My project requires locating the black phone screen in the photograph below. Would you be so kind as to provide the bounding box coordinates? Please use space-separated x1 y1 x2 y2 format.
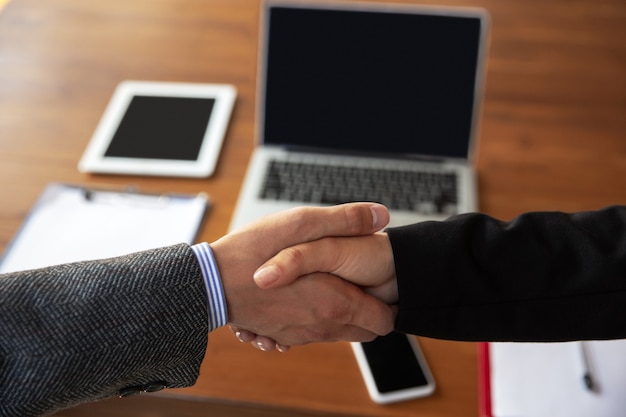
360 332 430 393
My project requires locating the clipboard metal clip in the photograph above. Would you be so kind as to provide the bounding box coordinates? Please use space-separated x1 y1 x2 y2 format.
81 185 173 209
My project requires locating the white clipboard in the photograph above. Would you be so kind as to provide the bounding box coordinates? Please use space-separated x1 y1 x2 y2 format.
0 183 209 273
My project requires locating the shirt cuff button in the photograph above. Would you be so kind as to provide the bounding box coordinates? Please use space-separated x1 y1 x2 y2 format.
118 386 142 398
145 381 168 392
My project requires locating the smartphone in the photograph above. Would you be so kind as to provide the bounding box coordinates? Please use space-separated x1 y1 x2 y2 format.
351 332 436 404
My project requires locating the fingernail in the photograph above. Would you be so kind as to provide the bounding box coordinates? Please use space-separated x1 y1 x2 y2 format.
256 341 268 352
254 265 278 287
235 331 245 343
370 205 387 229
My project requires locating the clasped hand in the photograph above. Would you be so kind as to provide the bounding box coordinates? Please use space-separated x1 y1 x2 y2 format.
209 203 398 352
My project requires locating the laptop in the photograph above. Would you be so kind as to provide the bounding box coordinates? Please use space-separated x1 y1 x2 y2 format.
230 0 490 230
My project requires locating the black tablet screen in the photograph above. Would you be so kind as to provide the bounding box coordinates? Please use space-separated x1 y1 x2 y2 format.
104 95 215 161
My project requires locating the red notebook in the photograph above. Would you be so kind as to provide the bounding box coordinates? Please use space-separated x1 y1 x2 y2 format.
478 343 492 417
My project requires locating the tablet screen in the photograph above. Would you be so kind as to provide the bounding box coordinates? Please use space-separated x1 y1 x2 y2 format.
104 95 215 161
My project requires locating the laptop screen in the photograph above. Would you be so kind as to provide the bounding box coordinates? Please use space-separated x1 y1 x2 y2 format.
261 4 486 160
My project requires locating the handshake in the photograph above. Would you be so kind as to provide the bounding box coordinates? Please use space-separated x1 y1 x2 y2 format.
209 203 399 353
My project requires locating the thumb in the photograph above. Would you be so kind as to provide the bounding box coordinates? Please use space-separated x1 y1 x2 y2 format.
253 237 353 288
253 233 394 290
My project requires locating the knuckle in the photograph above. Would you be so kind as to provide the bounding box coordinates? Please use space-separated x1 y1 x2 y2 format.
341 203 370 234
280 246 307 268
319 303 353 324
288 206 320 239
289 242 309 259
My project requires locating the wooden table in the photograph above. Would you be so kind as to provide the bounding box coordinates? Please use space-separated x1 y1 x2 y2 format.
1 0 625 416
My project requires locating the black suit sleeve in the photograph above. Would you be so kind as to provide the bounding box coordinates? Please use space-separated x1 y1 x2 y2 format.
387 206 626 342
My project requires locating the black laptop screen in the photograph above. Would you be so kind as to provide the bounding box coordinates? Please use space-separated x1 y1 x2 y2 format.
262 5 484 159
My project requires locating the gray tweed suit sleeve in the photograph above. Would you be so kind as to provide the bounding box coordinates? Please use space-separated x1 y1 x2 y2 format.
0 243 210 417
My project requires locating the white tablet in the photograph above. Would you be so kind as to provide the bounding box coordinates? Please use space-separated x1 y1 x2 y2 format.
78 81 236 178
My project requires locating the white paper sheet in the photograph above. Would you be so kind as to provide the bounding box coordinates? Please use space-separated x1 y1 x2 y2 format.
0 183 208 273
491 340 626 417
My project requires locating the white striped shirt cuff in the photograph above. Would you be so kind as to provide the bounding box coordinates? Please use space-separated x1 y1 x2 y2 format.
191 242 228 331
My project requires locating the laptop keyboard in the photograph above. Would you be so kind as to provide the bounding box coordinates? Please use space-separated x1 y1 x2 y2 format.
260 159 459 215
